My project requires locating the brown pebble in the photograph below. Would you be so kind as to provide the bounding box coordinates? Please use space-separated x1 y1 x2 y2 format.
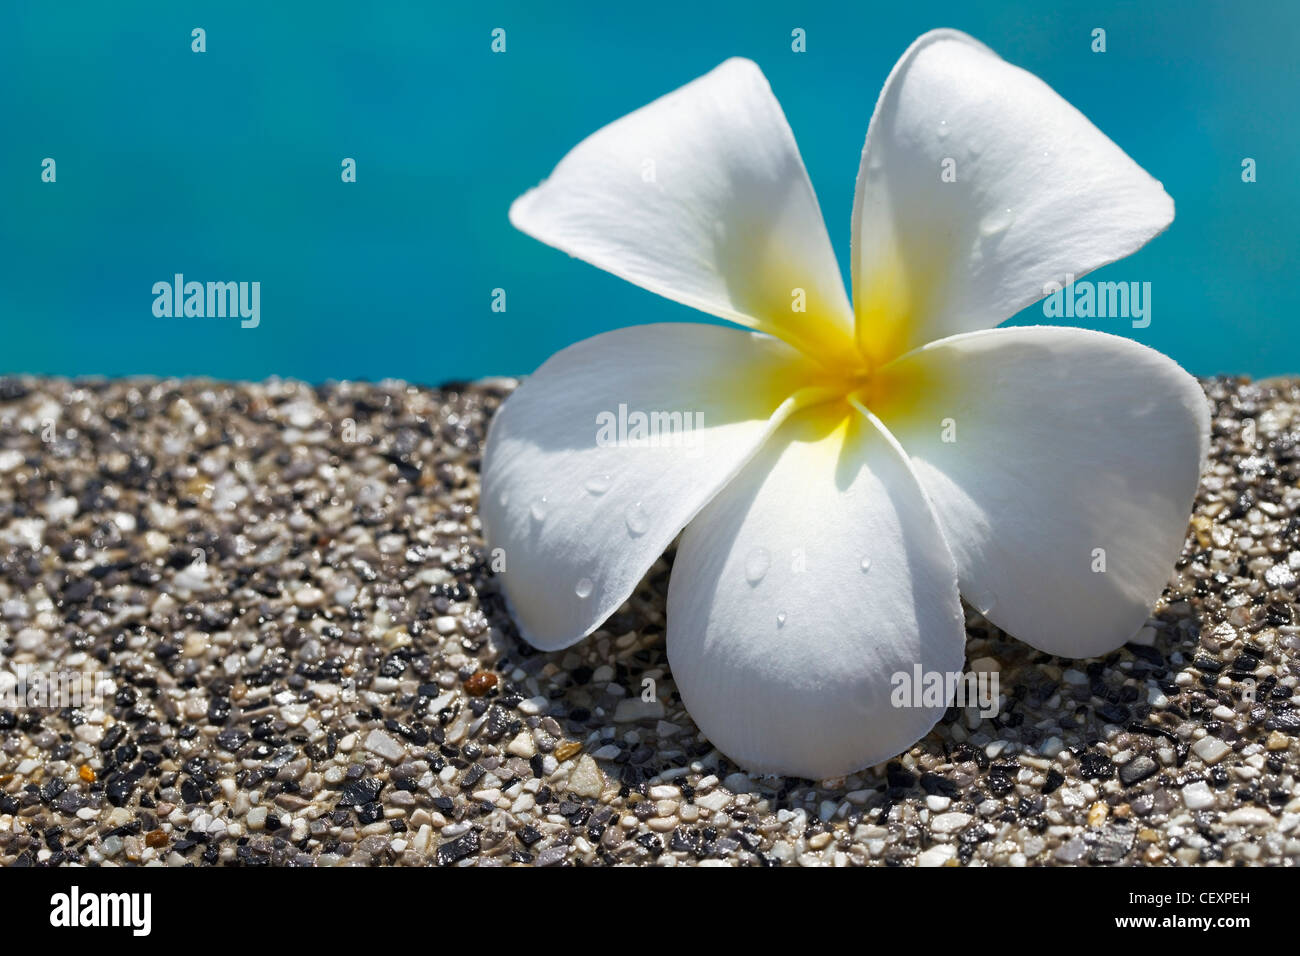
145 829 169 848
464 670 497 696
78 764 96 783
553 741 582 762
1190 514 1213 548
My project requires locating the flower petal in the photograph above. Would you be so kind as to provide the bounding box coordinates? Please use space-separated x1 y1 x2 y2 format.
869 326 1210 658
511 58 857 367
665 401 965 779
481 323 827 651
851 29 1175 364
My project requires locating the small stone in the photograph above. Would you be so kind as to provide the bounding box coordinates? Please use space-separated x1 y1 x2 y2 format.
567 755 605 798
506 730 535 758
1222 807 1274 826
1119 755 1158 787
553 741 582 762
364 729 405 762
722 772 753 794
535 844 569 867
1264 564 1297 589
1087 802 1109 826
918 844 957 867
517 694 547 714
931 812 972 834
1090 824 1135 864
436 830 480 866
1266 731 1288 751
1054 837 1087 863
464 671 498 697
613 698 665 722
294 586 325 608
1191 736 1231 765
695 790 731 812
1181 781 1215 810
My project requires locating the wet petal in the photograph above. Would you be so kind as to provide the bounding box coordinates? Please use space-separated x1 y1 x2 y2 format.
666 402 964 778
481 323 825 650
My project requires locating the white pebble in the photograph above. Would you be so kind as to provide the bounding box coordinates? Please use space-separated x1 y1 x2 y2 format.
1192 736 1231 764
931 812 972 834
506 730 536 758
364 728 405 762
1181 780 1216 810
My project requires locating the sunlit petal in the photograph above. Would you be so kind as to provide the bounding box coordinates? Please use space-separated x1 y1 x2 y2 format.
851 29 1174 363
482 323 828 650
869 326 1209 657
512 58 858 366
666 402 965 778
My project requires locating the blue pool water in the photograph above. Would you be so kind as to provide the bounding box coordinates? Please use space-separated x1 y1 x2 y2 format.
2 0 1296 382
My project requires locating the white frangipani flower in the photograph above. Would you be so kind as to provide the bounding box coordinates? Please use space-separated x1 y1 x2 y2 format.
483 30 1209 779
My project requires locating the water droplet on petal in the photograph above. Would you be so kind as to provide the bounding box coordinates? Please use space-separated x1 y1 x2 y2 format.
575 577 594 599
979 207 1015 238
744 547 771 585
624 501 649 536
530 496 548 521
776 611 787 628
860 556 872 573
499 491 510 508
584 473 613 495
937 120 950 140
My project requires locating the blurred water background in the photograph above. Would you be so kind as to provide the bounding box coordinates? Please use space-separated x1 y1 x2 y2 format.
2 0 1296 382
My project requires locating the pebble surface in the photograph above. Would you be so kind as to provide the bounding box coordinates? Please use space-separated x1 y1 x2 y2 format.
0 374 1297 866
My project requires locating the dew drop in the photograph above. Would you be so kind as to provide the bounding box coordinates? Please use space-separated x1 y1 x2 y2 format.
575 577 594 599
499 491 510 509
936 120 950 140
978 207 1015 238
584 473 613 496
624 501 649 536
776 611 787 628
744 547 771 585
530 496 548 521
860 556 872 573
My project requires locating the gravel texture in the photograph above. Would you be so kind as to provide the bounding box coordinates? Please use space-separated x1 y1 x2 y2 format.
0 374 1297 867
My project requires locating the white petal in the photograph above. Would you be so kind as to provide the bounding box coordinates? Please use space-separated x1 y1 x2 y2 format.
869 326 1210 658
666 402 965 779
511 58 857 366
481 323 826 650
851 29 1175 363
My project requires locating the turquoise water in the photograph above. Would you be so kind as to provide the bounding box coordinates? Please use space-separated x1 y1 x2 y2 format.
2 0 1297 382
